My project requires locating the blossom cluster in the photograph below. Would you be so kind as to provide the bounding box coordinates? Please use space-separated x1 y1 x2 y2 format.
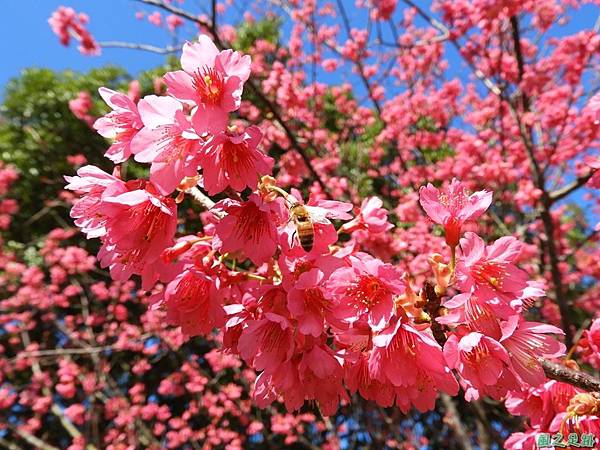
0 162 18 230
0 194 341 450
505 381 600 449
65 35 572 420
48 6 100 56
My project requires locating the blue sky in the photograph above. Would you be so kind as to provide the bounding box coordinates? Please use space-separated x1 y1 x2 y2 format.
0 1 176 90
1 1 597 94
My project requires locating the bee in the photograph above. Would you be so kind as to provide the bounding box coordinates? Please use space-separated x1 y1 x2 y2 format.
289 202 315 252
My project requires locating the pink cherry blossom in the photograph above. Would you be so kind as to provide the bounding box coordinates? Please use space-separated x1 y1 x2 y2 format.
199 126 273 195
94 87 143 163
68 91 94 126
344 351 397 407
162 267 225 336
213 194 282 266
130 95 201 195
164 36 251 134
64 165 126 238
340 196 393 235
419 179 492 247
500 317 566 387
254 342 348 416
97 181 178 289
444 331 517 400
166 14 184 32
48 6 100 55
586 92 600 125
369 318 459 412
147 11 162 27
287 288 341 337
455 232 533 317
238 312 295 372
577 318 600 369
327 253 404 331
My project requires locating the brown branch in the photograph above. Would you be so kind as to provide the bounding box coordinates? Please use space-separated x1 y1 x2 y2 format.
211 0 217 31
336 0 382 115
470 401 493 450
423 281 447 346
10 346 112 361
245 82 331 193
549 170 596 203
542 359 600 392
9 333 154 362
509 15 574 347
539 202 573 347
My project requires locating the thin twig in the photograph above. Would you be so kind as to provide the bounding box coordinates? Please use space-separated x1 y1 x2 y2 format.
137 0 208 26
98 41 182 54
185 186 223 217
509 15 574 347
7 425 60 450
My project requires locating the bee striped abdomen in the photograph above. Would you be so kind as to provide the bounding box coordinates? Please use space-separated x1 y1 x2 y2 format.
290 203 315 252
297 220 314 252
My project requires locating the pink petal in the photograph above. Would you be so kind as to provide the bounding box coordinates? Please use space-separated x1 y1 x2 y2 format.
181 37 219 73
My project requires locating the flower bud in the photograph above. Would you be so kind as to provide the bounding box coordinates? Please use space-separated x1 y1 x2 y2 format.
428 254 452 295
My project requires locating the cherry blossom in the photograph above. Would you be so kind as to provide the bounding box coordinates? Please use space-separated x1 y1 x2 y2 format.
130 95 202 195
327 253 404 331
199 125 273 195
419 179 493 247
94 87 143 163
164 36 251 134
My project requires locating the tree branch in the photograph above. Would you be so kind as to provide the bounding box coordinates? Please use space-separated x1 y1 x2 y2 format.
8 426 60 450
185 186 226 218
245 82 331 194
509 15 574 347
549 170 596 203
98 41 181 54
336 0 382 115
423 281 447 345
542 359 600 392
211 0 217 31
136 0 209 27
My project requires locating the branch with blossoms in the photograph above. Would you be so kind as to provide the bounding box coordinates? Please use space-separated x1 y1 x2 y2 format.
63 33 600 427
43 0 600 446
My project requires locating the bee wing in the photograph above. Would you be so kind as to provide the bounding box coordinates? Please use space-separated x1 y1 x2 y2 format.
304 206 330 224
